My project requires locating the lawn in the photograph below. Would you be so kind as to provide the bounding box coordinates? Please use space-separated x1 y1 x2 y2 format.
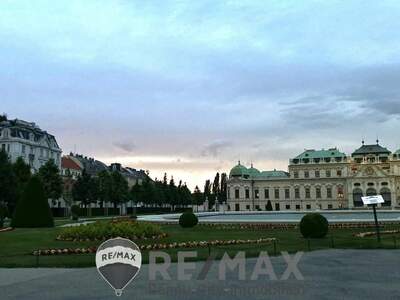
1 223 400 268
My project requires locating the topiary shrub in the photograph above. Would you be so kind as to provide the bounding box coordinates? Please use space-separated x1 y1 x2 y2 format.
11 176 54 228
70 204 80 220
179 212 198 228
300 213 328 238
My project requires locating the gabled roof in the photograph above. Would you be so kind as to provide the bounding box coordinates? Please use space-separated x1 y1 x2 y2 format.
294 148 346 160
352 144 391 156
62 156 83 171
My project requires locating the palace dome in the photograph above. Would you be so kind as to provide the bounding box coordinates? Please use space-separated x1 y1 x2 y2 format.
229 163 249 177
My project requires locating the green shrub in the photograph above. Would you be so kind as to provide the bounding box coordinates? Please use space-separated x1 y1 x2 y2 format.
11 176 54 228
70 204 80 219
57 220 163 241
179 212 198 228
300 213 328 238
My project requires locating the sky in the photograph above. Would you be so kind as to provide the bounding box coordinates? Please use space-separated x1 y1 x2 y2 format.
1 0 400 190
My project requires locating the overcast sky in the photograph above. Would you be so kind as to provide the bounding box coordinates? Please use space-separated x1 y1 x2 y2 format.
1 0 400 189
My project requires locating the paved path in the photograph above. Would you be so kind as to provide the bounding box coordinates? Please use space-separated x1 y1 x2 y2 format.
1 249 400 300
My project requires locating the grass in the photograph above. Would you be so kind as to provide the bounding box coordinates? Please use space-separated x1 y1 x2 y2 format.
0 223 400 268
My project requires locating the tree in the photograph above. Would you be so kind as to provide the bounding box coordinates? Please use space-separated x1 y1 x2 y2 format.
38 159 63 203
220 173 227 203
0 150 17 216
11 176 54 228
204 179 211 207
12 157 31 206
192 186 204 206
97 170 112 206
0 114 7 122
109 171 129 208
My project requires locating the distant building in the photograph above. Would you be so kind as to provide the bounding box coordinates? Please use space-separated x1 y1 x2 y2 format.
69 153 108 176
61 155 83 179
227 142 400 211
0 118 62 172
110 163 148 187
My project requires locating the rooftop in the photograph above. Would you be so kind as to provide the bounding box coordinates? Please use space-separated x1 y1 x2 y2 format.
352 142 391 156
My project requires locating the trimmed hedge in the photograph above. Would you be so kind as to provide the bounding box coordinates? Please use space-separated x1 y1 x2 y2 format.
179 212 198 228
300 213 328 238
57 220 164 241
11 176 54 228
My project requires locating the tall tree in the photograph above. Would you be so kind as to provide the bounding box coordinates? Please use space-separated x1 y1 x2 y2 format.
109 171 129 208
0 150 17 215
220 173 227 204
12 157 31 211
192 185 204 206
204 179 211 208
38 159 63 203
0 114 7 122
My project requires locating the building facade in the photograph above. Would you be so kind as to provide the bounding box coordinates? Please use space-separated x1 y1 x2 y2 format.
0 118 62 172
227 142 400 211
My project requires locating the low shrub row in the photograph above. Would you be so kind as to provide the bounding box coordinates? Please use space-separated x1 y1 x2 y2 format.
56 220 165 241
33 237 276 256
354 229 400 238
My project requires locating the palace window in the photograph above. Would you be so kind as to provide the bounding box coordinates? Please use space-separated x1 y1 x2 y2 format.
327 187 332 198
274 188 280 199
337 170 342 177
246 205 250 210
295 188 300 199
306 204 311 209
293 171 299 178
326 170 331 177
22 145 26 154
316 187 321 198
264 188 269 199
245 189 250 199
235 189 240 199
285 188 290 199
328 204 333 209
295 205 301 210
315 170 320 178
338 186 344 198
305 187 311 199
304 171 309 178
254 189 259 199
286 204 291 210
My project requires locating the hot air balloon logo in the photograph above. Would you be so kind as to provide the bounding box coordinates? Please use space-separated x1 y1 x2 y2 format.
96 237 142 297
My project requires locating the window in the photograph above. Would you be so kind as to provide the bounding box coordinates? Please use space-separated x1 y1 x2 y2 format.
316 187 321 198
304 171 309 178
235 189 240 199
286 204 291 210
264 188 269 199
293 171 299 178
246 205 250 210
326 170 331 177
337 186 344 199
285 188 290 199
255 205 260 210
22 145 26 154
305 187 311 199
328 204 333 209
245 189 250 199
295 188 300 199
274 188 280 199
315 170 320 178
354 183 361 187
306 204 311 209
295 205 301 210
337 170 342 177
381 182 388 186
367 182 374 186
7 144 10 152
254 189 259 199
327 187 332 198
275 203 280 211
1 144 5 151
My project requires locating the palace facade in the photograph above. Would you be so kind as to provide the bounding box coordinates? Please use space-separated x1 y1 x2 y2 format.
226 142 400 211
0 118 62 172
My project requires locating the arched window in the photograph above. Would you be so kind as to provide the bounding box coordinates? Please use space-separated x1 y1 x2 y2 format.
380 187 391 207
353 188 363 207
366 188 377 196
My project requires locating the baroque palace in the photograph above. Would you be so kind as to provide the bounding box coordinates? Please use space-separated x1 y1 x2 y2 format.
227 141 400 211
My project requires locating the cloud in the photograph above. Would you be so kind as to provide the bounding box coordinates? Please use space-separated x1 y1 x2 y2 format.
201 140 233 157
113 141 136 153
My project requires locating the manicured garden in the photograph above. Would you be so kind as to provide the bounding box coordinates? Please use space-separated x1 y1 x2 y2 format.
1 219 400 268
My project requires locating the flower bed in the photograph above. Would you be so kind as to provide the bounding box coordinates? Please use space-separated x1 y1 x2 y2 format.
33 237 276 256
56 220 165 242
354 229 400 238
